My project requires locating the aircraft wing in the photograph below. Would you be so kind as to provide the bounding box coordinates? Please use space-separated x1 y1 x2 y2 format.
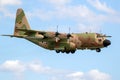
16 28 46 34
2 29 68 41
17 28 67 39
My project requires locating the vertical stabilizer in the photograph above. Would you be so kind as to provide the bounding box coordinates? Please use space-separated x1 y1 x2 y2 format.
14 8 31 36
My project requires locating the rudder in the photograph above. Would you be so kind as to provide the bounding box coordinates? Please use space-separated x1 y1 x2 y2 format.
14 8 31 36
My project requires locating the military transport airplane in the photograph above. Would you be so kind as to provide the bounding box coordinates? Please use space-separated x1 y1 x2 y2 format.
2 8 111 54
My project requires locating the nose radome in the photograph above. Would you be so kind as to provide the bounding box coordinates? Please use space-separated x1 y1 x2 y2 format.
103 39 111 47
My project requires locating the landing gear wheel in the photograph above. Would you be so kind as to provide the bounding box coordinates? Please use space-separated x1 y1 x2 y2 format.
56 50 60 53
61 50 64 53
96 48 101 52
66 51 70 54
71 50 75 54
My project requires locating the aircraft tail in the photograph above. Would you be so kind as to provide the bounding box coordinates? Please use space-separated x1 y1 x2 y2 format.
14 8 31 36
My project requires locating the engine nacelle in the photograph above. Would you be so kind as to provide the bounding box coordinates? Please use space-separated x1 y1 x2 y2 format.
66 42 76 50
35 34 44 39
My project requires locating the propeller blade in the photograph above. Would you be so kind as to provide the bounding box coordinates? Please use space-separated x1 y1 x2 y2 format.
67 27 72 44
55 25 60 37
67 27 72 39
99 35 112 38
55 25 60 42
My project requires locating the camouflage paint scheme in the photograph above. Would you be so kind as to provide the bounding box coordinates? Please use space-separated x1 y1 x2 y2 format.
2 9 111 53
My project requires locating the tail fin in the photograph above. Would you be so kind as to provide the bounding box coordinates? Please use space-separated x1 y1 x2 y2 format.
14 8 31 36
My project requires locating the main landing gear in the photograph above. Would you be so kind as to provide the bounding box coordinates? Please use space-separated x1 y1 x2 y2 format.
56 50 76 54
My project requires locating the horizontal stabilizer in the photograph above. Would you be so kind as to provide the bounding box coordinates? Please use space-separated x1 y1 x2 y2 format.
2 34 44 40
99 35 112 38
1 35 24 38
1 35 15 37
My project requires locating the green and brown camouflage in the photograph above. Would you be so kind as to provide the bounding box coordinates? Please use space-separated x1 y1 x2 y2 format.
2 8 111 53
14 8 31 36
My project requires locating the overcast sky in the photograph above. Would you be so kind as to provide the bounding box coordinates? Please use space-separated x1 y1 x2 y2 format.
0 0 120 80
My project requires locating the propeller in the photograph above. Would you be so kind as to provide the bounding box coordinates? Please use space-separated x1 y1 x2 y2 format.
103 34 112 37
55 25 60 42
67 27 72 43
55 25 60 37
99 34 112 38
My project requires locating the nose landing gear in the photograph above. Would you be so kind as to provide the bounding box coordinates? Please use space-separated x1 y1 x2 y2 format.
96 48 101 52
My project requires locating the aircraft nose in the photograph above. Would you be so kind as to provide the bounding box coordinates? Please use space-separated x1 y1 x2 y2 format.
103 39 111 47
